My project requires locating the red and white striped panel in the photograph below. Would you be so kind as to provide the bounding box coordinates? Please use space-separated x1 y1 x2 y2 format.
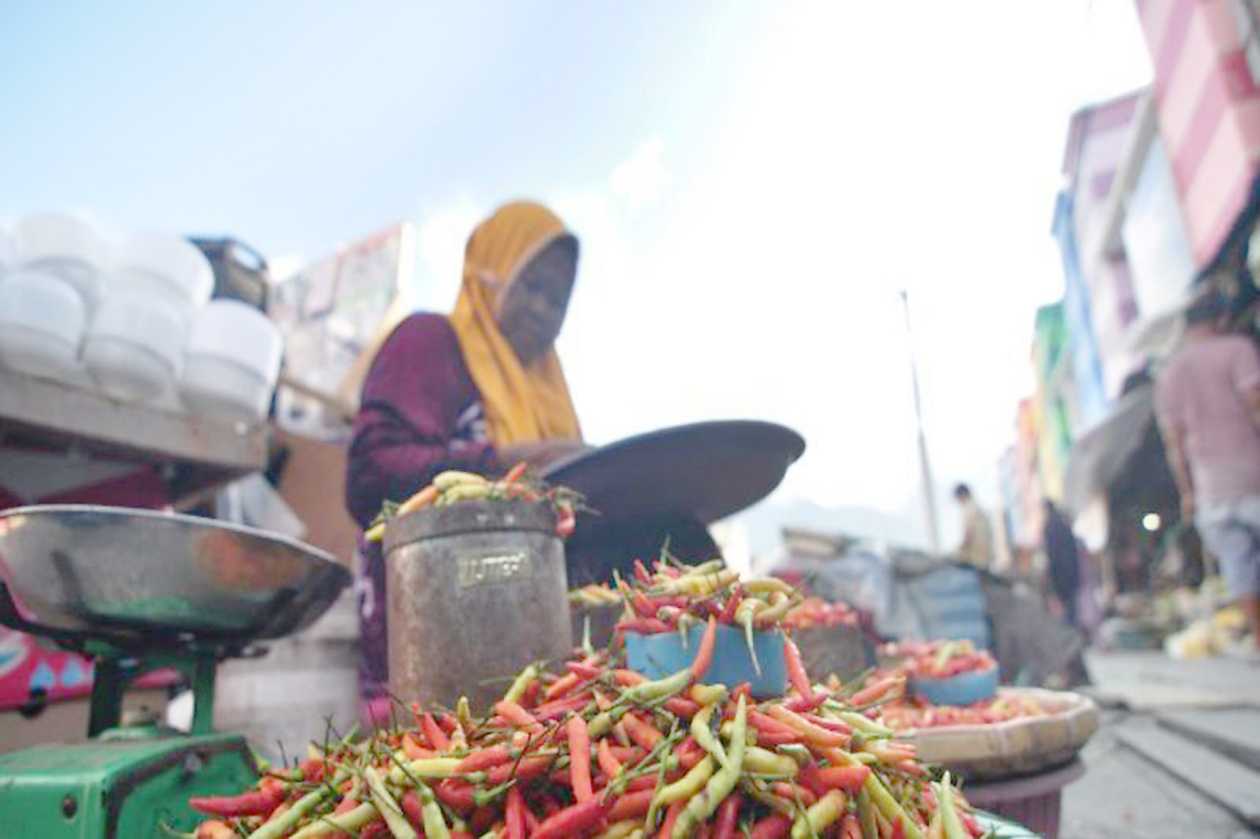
1137 0 1260 266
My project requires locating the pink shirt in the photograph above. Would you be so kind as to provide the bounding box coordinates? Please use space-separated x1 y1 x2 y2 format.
1156 333 1260 506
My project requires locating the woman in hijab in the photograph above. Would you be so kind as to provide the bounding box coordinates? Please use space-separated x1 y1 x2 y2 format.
346 200 585 708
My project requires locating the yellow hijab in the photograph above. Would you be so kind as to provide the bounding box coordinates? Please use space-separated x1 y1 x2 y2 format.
449 201 582 445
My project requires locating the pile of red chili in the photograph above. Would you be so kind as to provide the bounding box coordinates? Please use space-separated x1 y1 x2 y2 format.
877 642 997 681
180 561 990 839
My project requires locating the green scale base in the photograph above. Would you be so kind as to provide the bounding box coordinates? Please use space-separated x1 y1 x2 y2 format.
0 730 257 839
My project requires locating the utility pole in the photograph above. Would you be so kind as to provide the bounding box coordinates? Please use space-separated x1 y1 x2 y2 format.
900 289 942 553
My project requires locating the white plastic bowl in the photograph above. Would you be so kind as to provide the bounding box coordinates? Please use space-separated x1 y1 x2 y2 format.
0 269 87 382
14 213 113 310
180 300 282 423
113 232 213 312
83 293 185 402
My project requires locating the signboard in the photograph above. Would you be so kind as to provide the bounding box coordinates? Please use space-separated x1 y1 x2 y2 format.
0 626 175 711
270 224 417 437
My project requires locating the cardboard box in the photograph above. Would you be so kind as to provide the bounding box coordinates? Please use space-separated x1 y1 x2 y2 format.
273 429 360 569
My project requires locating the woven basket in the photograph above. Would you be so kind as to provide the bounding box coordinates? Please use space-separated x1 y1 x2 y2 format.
900 687 1099 781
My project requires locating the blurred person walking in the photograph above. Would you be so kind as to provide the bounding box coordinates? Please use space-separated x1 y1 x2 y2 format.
1156 291 1260 657
953 483 994 570
1042 500 1082 627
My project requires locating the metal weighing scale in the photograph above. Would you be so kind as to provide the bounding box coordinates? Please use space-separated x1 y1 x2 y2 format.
0 505 351 838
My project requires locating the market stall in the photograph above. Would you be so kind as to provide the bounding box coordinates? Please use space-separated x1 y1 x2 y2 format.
0 445 1096 839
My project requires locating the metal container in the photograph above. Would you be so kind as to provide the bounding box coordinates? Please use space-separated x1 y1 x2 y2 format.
384 500 571 712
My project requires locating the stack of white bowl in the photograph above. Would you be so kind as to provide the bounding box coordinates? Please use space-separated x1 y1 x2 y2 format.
0 212 283 425
0 213 106 383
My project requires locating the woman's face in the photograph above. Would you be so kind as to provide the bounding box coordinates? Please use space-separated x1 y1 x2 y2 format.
497 238 577 363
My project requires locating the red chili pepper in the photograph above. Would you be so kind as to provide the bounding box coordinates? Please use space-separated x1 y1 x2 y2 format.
486 754 554 785
615 617 672 635
963 812 984 837
494 700 542 731
634 559 652 584
504 461 528 484
555 506 576 538
782 636 815 703
522 678 542 707
849 676 903 707
802 713 852 735
505 786 526 839
783 693 828 713
714 793 742 839
335 796 360 816
771 781 816 806
470 805 497 833
718 586 743 623
748 709 803 745
360 820 389 838
842 814 864 839
621 713 663 751
749 813 793 839
545 671 582 701
606 787 654 821
812 765 870 793
188 783 285 818
420 712 451 751
298 757 327 784
797 763 829 799
456 746 513 773
401 733 434 760
891 816 906 839
612 669 647 687
567 715 594 802
663 696 701 719
691 615 719 682
435 779 476 813
731 682 753 701
623 773 660 793
671 739 706 772
632 590 658 618
608 744 644 763
531 796 608 839
596 737 622 780
401 790 423 829
522 805 541 833
566 661 603 679
533 693 593 721
657 800 686 839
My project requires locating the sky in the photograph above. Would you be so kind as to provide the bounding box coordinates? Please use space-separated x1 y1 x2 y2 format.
0 2 1153 534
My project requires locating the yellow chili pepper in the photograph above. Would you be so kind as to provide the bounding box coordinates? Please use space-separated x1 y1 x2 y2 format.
790 789 847 839
653 755 715 807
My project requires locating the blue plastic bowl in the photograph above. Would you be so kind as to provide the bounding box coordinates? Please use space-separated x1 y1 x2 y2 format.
910 665 998 706
624 623 787 698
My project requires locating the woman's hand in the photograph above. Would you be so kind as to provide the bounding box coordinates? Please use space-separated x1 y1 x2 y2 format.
499 440 591 469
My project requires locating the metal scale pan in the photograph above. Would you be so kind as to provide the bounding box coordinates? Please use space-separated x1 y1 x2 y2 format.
0 504 351 653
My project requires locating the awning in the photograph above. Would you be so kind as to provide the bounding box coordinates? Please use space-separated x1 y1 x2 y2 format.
1062 384 1155 517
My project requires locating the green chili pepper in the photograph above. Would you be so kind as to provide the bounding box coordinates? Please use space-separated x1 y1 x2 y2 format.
248 768 350 839
690 704 729 769
364 766 418 839
671 693 748 838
